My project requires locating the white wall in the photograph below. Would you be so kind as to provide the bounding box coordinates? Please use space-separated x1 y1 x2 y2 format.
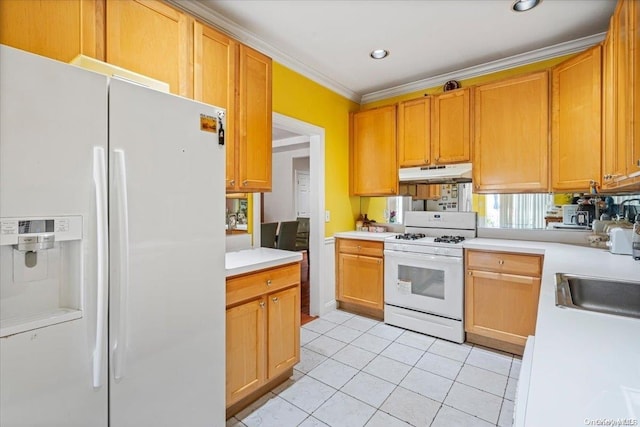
263 147 310 223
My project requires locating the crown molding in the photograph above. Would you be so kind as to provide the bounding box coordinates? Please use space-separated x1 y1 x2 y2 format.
167 0 361 102
168 1 605 106
360 32 606 104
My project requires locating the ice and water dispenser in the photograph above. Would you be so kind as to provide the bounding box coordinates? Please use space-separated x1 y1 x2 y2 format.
0 216 83 337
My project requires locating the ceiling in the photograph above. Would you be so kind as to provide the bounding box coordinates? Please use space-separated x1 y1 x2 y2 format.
174 0 615 103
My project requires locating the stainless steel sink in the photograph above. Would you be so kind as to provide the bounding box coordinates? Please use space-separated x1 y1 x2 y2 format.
555 273 640 319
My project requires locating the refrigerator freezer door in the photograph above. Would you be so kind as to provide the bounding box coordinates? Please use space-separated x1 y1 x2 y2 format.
0 46 109 426
108 78 225 426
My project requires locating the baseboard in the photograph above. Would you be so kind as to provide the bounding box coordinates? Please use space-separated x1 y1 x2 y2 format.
466 332 524 356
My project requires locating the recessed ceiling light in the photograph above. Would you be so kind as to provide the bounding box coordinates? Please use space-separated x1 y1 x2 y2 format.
512 0 541 12
370 49 389 60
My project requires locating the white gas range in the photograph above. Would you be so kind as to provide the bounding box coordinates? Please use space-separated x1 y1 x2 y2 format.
384 211 477 343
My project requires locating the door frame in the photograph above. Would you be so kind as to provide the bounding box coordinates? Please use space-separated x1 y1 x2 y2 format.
252 113 325 317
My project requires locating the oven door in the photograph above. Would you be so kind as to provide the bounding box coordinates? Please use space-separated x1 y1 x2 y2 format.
384 249 463 320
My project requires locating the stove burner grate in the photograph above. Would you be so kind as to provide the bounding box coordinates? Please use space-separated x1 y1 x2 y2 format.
433 235 466 244
395 233 426 240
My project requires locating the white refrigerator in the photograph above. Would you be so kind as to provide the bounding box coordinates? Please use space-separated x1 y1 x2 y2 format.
0 45 226 426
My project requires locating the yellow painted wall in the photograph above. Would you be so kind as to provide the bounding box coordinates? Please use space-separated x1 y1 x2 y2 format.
272 62 361 236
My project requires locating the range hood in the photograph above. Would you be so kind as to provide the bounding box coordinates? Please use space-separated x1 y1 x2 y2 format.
399 163 472 184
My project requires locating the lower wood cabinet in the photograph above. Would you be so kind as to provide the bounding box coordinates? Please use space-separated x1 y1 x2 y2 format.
335 238 384 319
464 249 543 355
226 262 300 416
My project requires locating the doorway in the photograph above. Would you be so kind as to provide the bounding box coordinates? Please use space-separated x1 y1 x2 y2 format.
252 113 326 319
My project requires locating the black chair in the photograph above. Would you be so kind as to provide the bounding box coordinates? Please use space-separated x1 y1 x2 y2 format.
277 221 299 251
296 217 310 262
260 222 278 248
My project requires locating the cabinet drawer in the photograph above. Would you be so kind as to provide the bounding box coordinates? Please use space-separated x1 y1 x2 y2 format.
337 239 383 257
466 250 542 276
227 263 300 307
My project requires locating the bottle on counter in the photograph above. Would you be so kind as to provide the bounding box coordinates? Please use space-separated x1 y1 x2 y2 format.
632 214 640 261
355 213 364 230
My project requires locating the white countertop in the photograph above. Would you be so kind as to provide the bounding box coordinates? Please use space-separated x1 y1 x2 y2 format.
334 231 399 242
225 247 302 277
464 238 640 426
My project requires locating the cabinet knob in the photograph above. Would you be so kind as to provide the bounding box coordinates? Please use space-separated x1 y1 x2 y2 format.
637 159 640 167
377 259 381 265
357 245 361 250
435 157 440 162
272 297 279 303
266 279 272 286
229 179 235 186
475 184 480 190
242 180 248 186
468 271 472 276
498 259 504 265
259 301 265 308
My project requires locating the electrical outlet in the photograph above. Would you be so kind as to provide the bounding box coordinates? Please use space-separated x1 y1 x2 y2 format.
325 210 330 222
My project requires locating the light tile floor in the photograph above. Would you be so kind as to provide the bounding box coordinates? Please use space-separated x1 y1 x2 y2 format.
227 310 520 427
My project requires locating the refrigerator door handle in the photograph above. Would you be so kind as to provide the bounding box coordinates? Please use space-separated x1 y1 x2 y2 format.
92 146 108 388
112 148 131 381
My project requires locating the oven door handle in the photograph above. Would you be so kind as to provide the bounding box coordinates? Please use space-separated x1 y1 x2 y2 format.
384 249 463 265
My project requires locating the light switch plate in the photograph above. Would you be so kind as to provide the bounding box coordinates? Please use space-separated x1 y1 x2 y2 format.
325 210 330 222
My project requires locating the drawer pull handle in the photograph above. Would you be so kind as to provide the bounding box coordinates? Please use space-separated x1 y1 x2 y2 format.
259 301 265 308
272 297 279 303
498 259 504 265
266 279 272 286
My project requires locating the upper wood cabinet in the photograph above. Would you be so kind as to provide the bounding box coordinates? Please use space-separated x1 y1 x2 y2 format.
397 89 471 169
473 71 550 193
602 0 640 191
633 0 640 180
433 88 472 164
0 0 102 62
194 25 272 193
194 23 238 190
237 45 272 192
602 20 625 189
551 45 602 192
105 0 192 97
350 106 398 196
398 97 431 167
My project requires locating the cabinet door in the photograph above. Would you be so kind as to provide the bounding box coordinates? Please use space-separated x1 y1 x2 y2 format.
350 106 398 195
602 21 625 189
433 88 471 164
337 253 383 310
0 0 102 62
194 22 238 190
226 298 266 406
267 286 300 379
551 46 602 191
398 97 431 167
616 0 632 180
631 0 640 178
238 44 272 192
465 270 540 347
473 71 549 193
106 0 191 96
